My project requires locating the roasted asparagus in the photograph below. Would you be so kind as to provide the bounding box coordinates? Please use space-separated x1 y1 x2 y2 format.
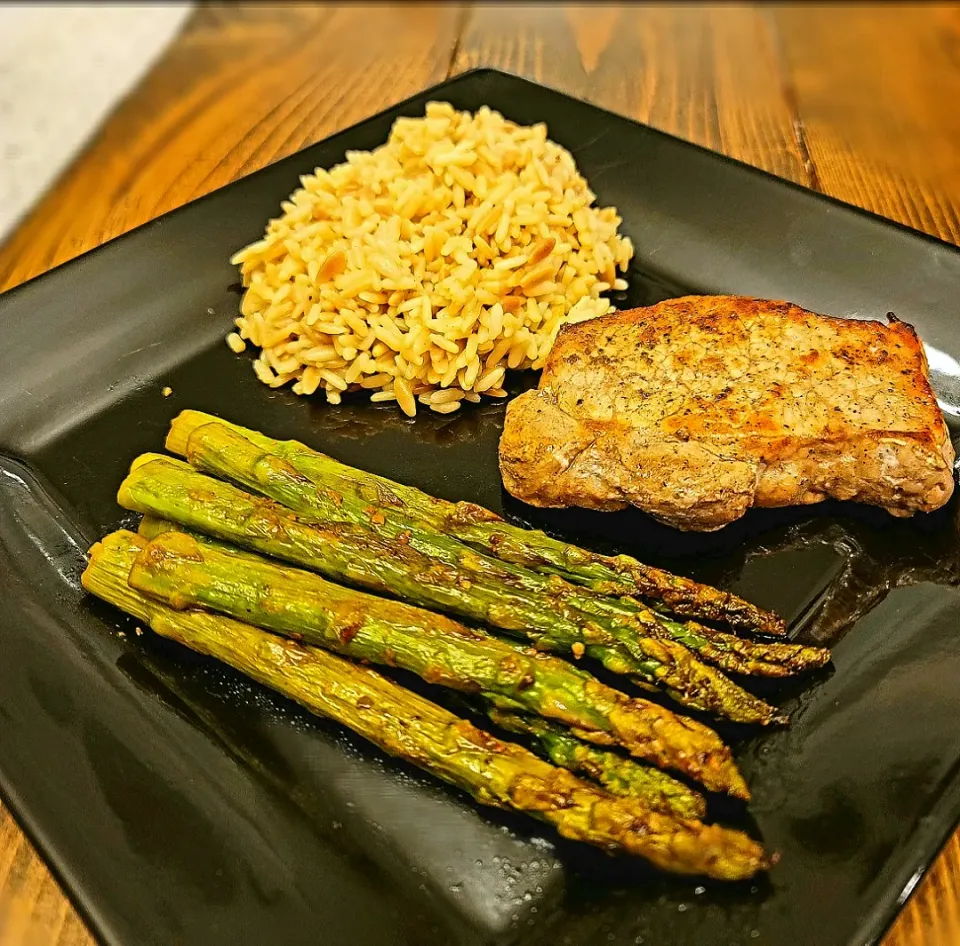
126 526 748 797
484 703 707 820
169 418 824 679
80 531 772 879
119 454 787 725
166 410 785 634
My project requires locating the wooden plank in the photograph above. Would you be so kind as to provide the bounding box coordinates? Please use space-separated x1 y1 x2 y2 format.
769 3 960 243
0 804 91 946
453 4 812 185
886 832 960 946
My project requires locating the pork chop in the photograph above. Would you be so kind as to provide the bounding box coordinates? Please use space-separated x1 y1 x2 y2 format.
499 295 955 531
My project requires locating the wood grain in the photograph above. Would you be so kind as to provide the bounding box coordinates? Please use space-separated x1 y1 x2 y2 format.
455 3 813 185
2 4 960 945
769 3 960 244
0 807 92 946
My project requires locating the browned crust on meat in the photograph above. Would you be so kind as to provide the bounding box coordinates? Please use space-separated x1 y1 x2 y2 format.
500 295 955 531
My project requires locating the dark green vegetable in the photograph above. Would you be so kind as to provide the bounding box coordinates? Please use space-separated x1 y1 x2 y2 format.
166 409 785 634
119 454 785 726
81 530 773 880
136 515 727 813
484 702 707 820
127 525 748 797
169 417 825 679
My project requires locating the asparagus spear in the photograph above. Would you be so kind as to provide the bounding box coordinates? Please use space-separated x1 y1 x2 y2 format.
137 515 721 813
483 704 707 820
81 531 772 879
120 455 785 726
126 526 748 796
171 419 819 681
557 589 828 679
166 410 785 635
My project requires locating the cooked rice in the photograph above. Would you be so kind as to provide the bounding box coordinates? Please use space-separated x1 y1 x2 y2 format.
229 101 634 415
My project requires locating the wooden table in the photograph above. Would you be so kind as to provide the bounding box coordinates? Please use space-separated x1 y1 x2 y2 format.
1 4 960 944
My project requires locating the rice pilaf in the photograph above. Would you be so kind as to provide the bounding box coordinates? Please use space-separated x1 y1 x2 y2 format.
229 101 634 415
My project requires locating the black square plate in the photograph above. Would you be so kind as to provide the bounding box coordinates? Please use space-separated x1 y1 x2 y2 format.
2 68 960 946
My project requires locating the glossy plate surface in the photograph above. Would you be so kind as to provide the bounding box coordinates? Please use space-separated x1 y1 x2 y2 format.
1 69 960 946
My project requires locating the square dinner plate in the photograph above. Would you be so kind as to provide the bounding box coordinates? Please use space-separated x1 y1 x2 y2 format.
2 68 960 946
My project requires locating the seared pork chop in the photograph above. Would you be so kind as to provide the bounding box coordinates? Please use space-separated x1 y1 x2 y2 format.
499 296 955 531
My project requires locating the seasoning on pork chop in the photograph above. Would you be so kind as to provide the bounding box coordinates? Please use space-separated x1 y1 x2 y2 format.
499 296 956 531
